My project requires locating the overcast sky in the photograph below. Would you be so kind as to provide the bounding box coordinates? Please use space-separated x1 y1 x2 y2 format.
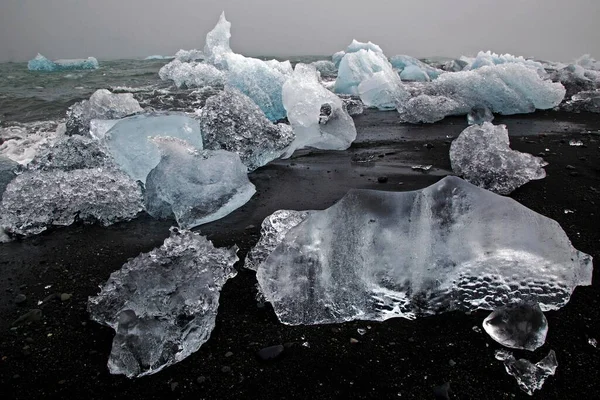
0 0 598 63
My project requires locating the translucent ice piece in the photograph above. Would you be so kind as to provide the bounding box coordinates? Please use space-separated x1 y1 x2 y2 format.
158 59 225 88
495 349 557 395
483 302 548 351
467 105 494 125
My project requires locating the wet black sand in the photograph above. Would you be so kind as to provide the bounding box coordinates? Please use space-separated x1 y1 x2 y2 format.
1 110 599 399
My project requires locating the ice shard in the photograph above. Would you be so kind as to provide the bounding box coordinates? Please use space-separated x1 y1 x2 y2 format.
483 303 547 351
282 64 357 157
88 228 238 378
450 122 547 195
253 176 592 325
245 210 312 271
158 59 225 88
28 53 99 71
144 137 255 229
398 64 566 123
198 88 294 171
105 114 203 182
66 89 143 136
495 349 557 396
467 105 494 125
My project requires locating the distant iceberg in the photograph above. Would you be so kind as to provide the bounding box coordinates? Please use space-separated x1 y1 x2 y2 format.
144 55 174 61
28 53 99 71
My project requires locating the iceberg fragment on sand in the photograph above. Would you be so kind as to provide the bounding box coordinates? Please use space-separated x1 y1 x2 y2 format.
483 303 548 351
198 88 294 171
398 64 566 123
66 89 143 136
144 137 255 229
105 114 203 183
450 122 547 195
495 350 557 396
28 53 99 71
88 228 238 378
390 55 443 81
282 64 357 157
563 89 600 113
158 59 225 88
253 176 592 325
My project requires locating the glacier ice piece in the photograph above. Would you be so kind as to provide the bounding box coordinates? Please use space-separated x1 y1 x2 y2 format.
358 70 410 110
311 60 337 78
483 302 548 351
66 89 143 136
158 59 225 88
204 12 233 69
399 65 430 82
0 121 64 165
144 55 174 61
450 122 547 195
574 54 600 71
495 349 557 396
28 53 99 71
0 155 18 200
144 137 255 229
467 105 494 125
548 64 596 98
282 64 357 157
465 51 545 74
390 55 443 80
174 49 204 62
89 119 119 141
27 135 113 171
88 228 238 378
345 39 384 55
398 64 566 123
105 114 203 182
0 168 142 237
198 88 294 171
245 210 312 271
332 51 345 69
342 97 365 116
254 176 592 325
563 90 600 113
442 59 468 72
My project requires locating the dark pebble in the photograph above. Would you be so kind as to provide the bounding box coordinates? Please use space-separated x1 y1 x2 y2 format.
566 165 576 170
197 376 206 384
257 345 285 360
424 143 434 149
377 176 388 183
221 366 231 373
570 171 580 177
14 294 27 305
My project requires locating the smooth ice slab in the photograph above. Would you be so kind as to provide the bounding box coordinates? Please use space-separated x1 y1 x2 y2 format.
88 229 238 378
28 53 99 71
144 137 256 229
105 114 203 182
282 64 356 157
66 89 143 136
450 122 547 195
495 349 557 396
483 303 548 351
198 88 294 171
158 59 225 88
254 176 592 325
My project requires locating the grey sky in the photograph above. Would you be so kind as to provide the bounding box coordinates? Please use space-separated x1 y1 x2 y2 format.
0 0 598 63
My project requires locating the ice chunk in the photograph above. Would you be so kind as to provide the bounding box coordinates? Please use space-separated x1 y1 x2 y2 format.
282 64 357 157
245 210 312 271
89 119 119 141
495 349 557 395
1 169 142 237
332 51 345 69
28 135 113 171
465 51 545 74
358 70 410 110
390 55 443 80
158 59 225 88
174 49 204 62
483 303 547 351
334 46 391 95
450 122 547 195
575 54 600 71
198 88 294 171
563 90 600 113
144 137 255 229
105 114 203 182
342 97 365 116
254 176 592 325
345 39 384 55
549 64 597 98
442 59 468 72
399 64 566 123
203 12 233 69
311 60 337 78
0 155 18 199
28 53 99 71
88 228 238 378
467 105 494 125
399 65 430 82
144 55 174 61
66 89 143 136
0 121 64 165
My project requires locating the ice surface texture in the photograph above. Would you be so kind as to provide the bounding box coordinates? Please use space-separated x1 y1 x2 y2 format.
495 350 557 395
66 89 143 136
105 114 203 183
399 64 566 123
198 88 294 171
483 303 548 351
254 176 592 325
0 121 64 165
174 49 204 62
27 135 112 171
282 64 357 157
158 59 225 88
450 122 547 195
144 137 255 229
28 53 99 71
88 229 238 378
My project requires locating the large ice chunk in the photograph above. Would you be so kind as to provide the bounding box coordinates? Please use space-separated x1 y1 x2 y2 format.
66 89 143 136
144 137 255 229
282 64 357 157
198 88 294 171
483 303 547 351
254 176 592 325
105 114 203 182
495 350 557 396
390 55 443 81
245 210 312 271
28 53 99 71
450 122 547 195
88 228 238 378
0 169 142 237
158 59 225 88
358 70 410 110
398 64 566 123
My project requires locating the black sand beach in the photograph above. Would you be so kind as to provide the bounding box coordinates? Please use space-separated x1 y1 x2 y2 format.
1 110 599 399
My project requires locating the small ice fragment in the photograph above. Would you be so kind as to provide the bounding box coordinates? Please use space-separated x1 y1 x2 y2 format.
569 140 584 147
302 342 310 348
483 302 548 351
472 326 482 333
357 328 367 336
496 350 558 395
564 209 575 214
589 338 598 348
467 105 494 125
411 165 432 172
44 285 52 289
